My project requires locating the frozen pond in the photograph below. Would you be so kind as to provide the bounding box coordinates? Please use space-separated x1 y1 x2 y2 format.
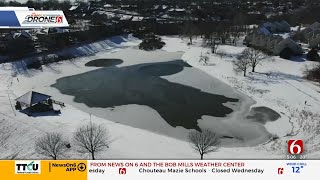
51 49 280 146
247 107 281 124
85 58 124 67
52 60 239 131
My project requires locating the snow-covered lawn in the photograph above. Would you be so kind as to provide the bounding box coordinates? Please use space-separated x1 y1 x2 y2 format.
162 36 320 158
0 35 319 160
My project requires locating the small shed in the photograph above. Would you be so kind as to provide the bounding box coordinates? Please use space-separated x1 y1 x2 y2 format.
15 91 54 113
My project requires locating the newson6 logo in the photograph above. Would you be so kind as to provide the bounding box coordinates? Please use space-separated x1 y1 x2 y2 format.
15 161 41 174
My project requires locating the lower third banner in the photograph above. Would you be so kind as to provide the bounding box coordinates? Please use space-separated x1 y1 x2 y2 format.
0 160 317 180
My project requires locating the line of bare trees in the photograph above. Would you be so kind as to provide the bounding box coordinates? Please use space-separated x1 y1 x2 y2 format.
182 19 245 48
35 122 221 160
35 122 110 160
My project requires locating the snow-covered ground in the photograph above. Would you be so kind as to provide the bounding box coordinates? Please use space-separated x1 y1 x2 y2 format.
162 36 320 158
0 34 320 160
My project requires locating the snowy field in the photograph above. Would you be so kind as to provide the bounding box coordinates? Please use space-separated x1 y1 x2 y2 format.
0 35 320 159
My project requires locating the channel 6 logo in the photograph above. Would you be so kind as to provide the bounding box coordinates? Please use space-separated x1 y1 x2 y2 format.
55 16 63 23
278 168 284 174
288 140 304 154
119 168 126 175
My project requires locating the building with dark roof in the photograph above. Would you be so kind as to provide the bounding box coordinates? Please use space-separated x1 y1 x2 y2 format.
15 91 64 115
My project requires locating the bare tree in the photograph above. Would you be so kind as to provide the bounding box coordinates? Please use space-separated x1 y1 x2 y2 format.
233 54 251 76
203 32 220 53
188 129 221 160
216 23 231 45
199 54 209 65
35 132 68 160
182 20 199 45
304 64 320 83
230 28 241 46
73 122 110 160
241 48 268 72
216 49 227 59
211 39 220 53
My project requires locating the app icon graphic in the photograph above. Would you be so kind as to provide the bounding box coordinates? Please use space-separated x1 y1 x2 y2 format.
77 163 86 172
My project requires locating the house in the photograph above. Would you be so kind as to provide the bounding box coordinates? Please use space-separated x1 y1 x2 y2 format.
307 22 320 30
260 20 291 34
103 4 113 10
298 22 320 48
257 26 272 35
69 4 79 11
301 22 320 42
277 20 291 32
246 12 267 24
132 16 144 22
167 8 187 17
3 30 36 56
69 2 91 17
309 35 320 48
119 14 132 21
48 27 70 34
0 35 7 52
245 22 302 56
273 38 303 55
12 31 35 41
266 35 283 50
262 22 277 33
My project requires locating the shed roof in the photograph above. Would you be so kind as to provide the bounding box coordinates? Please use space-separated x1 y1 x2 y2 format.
16 91 51 106
257 26 271 35
309 22 320 30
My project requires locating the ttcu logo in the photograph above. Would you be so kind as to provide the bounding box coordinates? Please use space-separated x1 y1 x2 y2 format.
55 16 63 23
278 168 284 174
15 161 41 174
288 140 304 154
119 168 126 175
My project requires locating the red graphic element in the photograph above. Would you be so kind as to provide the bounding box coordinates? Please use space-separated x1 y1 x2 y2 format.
55 16 63 23
288 140 304 154
278 168 284 174
119 168 126 175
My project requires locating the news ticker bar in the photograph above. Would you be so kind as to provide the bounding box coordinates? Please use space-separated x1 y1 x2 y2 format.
0 7 69 28
0 160 318 180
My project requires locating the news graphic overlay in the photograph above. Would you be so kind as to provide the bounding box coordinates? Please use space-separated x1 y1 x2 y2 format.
1 160 88 179
286 161 307 174
287 139 306 160
277 167 284 175
0 7 69 28
1 160 320 179
15 161 41 174
87 160 267 177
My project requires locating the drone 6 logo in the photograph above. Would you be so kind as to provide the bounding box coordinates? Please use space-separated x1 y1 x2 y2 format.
288 140 304 154
23 13 63 24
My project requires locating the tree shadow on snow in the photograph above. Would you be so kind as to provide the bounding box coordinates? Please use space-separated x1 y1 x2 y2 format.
248 71 303 85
